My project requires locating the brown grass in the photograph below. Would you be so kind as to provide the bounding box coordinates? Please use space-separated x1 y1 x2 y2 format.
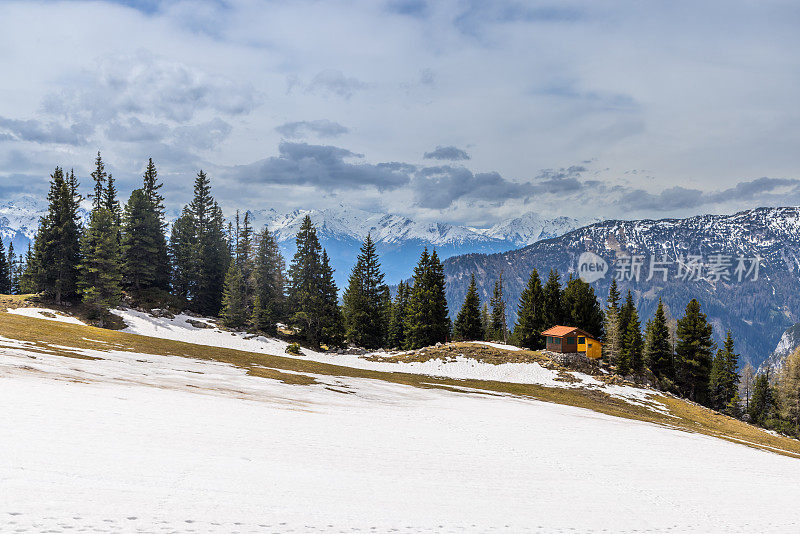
1 309 799 458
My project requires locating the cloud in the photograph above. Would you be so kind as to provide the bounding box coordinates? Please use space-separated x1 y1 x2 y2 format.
42 51 258 123
306 70 367 99
231 141 412 191
617 177 800 212
0 117 94 145
423 145 470 161
276 120 350 139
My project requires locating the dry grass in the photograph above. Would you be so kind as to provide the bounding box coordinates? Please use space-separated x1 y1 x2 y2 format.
1 309 799 458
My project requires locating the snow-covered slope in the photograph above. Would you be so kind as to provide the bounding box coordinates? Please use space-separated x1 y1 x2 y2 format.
2 308 800 532
480 212 597 247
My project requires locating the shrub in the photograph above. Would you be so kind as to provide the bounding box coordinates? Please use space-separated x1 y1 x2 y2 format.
285 342 302 355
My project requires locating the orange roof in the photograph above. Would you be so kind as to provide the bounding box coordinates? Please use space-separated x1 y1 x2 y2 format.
541 325 596 338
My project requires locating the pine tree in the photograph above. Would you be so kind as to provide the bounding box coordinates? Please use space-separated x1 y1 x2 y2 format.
405 248 449 349
709 331 740 412
320 250 345 348
90 152 107 212
602 280 622 365
104 173 121 230
0 239 11 294
489 273 507 343
621 306 642 376
480 303 491 340
79 208 123 312
121 189 168 293
748 373 775 425
342 234 389 349
28 167 82 303
139 158 170 289
183 171 229 315
169 207 197 302
513 268 545 349
287 216 340 348
675 299 715 405
453 274 484 341
644 299 674 383
251 228 285 334
388 281 409 348
562 276 604 338
7 242 19 295
142 158 165 224
220 263 248 329
542 269 563 328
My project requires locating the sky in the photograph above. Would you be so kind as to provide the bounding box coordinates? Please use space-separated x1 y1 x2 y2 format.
1 0 799 227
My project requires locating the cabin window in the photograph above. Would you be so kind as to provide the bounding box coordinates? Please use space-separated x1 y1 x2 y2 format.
555 337 561 344
567 337 575 344
578 337 585 344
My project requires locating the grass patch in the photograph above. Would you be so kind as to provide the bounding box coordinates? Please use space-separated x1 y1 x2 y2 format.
1 310 799 458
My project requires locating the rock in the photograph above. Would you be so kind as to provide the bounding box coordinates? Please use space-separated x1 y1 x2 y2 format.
186 318 213 329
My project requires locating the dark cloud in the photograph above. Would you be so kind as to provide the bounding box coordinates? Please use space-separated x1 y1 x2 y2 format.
0 117 94 145
423 145 470 161
232 141 411 191
616 177 800 212
412 164 589 209
275 120 349 139
306 70 367 99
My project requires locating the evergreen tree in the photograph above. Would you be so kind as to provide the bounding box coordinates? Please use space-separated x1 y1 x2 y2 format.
320 250 345 348
709 331 740 412
28 167 82 303
251 228 285 334
90 152 107 212
675 299 715 405
562 276 604 338
489 273 507 343
0 239 11 294
480 303 491 340
287 216 345 348
79 208 123 311
618 291 635 353
388 281 409 348
748 373 775 425
7 242 19 295
169 207 196 302
405 248 449 349
777 347 800 434
104 173 121 229
121 189 168 293
139 158 170 289
184 171 229 315
602 280 622 365
542 269 563 327
453 274 484 341
220 263 248 329
621 305 642 376
342 234 389 349
142 158 165 224
513 268 545 349
644 299 674 383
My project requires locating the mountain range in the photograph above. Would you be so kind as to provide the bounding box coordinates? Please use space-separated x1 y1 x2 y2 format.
442 206 800 370
0 196 590 286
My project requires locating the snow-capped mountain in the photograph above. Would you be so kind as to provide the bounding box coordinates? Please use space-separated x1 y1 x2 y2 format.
758 322 800 375
443 206 800 370
480 212 598 247
0 195 585 286
244 204 586 286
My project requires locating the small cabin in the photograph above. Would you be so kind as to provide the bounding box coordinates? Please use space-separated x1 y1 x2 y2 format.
541 325 602 359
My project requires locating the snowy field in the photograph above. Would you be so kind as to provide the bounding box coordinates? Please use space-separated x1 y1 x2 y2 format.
2 310 800 532
111 308 662 408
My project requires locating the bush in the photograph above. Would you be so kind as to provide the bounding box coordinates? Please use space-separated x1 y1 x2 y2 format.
285 342 302 355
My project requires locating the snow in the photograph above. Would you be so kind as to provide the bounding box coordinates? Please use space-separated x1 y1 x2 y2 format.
2 332 800 532
468 340 523 351
112 308 664 409
7 307 86 325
